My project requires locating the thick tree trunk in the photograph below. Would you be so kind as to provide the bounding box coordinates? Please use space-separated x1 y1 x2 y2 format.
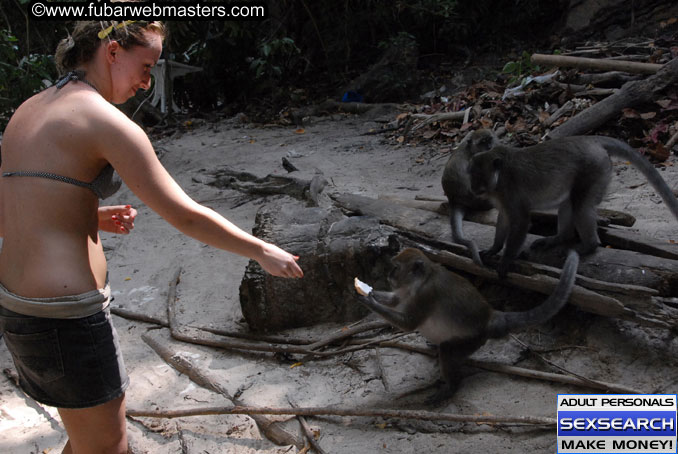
239 201 399 331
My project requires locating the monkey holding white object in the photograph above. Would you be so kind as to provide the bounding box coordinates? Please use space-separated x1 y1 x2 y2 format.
355 247 579 402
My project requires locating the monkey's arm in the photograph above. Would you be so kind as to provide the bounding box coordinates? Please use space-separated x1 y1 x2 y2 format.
370 290 399 307
357 293 422 332
449 206 483 266
481 209 508 259
496 202 530 278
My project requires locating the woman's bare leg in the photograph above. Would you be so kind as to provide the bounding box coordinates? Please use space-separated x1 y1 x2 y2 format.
58 393 127 454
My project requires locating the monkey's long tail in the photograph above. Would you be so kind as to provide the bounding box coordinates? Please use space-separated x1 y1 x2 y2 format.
607 141 678 222
449 206 484 266
487 249 579 338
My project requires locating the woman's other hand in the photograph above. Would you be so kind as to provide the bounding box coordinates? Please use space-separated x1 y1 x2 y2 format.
98 204 138 234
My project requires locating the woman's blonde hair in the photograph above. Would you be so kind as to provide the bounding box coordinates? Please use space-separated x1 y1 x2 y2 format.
55 21 166 75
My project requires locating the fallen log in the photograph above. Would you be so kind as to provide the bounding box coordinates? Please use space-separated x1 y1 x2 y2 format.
380 194 637 228
202 167 329 207
547 57 678 138
332 193 678 329
600 226 678 261
531 54 662 75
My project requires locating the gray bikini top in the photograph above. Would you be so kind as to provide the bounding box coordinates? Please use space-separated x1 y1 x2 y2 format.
1 71 122 200
3 164 122 200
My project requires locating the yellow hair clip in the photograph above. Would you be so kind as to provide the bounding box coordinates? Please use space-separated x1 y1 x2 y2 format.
98 21 137 40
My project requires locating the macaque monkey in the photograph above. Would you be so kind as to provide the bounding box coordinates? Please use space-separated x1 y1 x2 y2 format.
441 129 499 265
468 135 678 278
355 247 579 402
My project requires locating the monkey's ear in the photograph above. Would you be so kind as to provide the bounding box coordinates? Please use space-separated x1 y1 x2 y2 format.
478 135 494 150
412 259 426 275
492 157 503 170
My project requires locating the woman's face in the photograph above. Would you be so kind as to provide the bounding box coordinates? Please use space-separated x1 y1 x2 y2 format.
109 31 163 104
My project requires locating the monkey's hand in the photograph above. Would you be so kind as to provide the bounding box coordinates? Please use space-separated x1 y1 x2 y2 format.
354 277 373 296
355 294 371 307
479 248 498 265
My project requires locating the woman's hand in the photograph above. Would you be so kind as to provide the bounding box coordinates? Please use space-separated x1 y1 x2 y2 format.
256 243 304 278
98 205 138 234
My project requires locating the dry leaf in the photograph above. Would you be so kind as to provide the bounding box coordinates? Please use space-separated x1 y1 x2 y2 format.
422 130 439 140
538 110 550 123
645 144 670 161
622 108 640 119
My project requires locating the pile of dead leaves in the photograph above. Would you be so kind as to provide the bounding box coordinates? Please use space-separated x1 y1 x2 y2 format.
387 36 678 163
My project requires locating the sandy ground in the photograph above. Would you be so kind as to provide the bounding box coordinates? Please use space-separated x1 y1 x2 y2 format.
1 109 677 453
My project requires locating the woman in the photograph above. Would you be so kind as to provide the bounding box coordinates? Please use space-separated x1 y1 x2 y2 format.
0 21 303 454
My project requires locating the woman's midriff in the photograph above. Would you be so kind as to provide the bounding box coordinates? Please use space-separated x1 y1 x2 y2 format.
0 225 107 299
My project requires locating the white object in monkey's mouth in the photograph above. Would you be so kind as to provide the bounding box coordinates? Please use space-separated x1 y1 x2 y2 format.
354 277 373 296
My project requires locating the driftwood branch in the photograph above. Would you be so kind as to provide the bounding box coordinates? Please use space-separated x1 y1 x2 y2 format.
572 71 639 86
416 245 631 318
110 306 168 327
202 167 329 207
531 54 662 75
411 109 492 130
304 320 390 352
548 57 678 138
126 404 557 427
155 268 304 448
467 359 642 394
666 131 678 151
380 194 637 228
289 399 328 454
142 330 303 448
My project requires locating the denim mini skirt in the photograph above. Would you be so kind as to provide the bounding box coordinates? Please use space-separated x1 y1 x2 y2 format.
0 305 129 408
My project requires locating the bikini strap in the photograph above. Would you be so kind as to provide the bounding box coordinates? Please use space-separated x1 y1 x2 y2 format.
2 170 104 198
55 70 99 92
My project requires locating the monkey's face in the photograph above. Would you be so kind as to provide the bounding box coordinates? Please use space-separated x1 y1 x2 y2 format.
455 129 498 157
469 152 501 196
388 248 429 288
469 130 498 155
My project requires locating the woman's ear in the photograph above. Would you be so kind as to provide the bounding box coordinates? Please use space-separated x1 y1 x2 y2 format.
105 40 120 63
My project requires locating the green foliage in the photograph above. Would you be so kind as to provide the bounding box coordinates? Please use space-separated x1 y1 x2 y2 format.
0 0 569 118
0 29 57 130
377 32 417 51
502 50 540 85
373 32 419 96
250 37 301 80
